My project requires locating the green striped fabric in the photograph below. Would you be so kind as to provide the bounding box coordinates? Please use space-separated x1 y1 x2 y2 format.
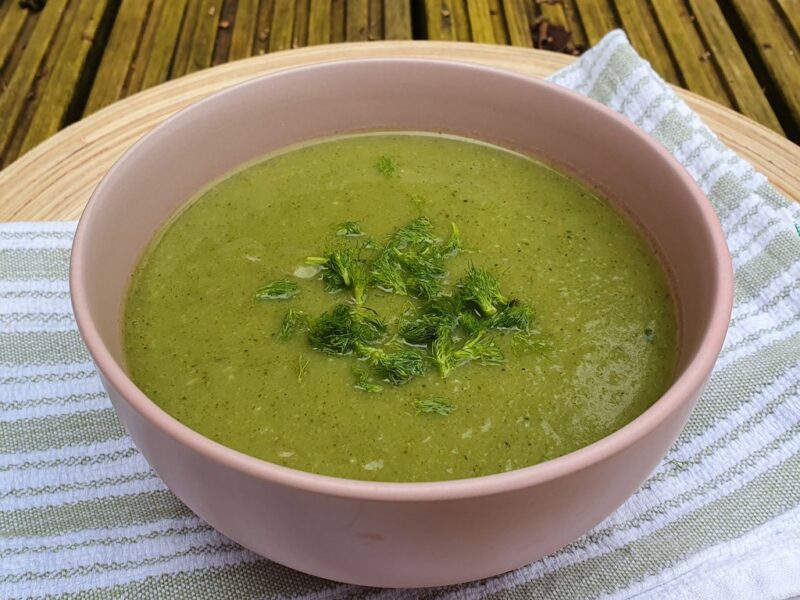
2 31 799 598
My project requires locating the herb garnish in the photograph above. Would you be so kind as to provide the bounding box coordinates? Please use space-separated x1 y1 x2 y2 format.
414 398 456 416
279 307 309 340
307 304 385 355
337 221 364 237
255 279 299 301
306 246 370 305
353 368 383 393
376 155 395 177
257 210 546 415
297 354 310 383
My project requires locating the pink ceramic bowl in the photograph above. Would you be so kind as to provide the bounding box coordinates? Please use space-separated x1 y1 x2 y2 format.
70 59 733 588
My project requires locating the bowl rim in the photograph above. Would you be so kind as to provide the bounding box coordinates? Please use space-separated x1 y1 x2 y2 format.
70 57 734 502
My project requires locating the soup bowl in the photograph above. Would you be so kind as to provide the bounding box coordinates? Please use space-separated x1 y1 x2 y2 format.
70 59 732 588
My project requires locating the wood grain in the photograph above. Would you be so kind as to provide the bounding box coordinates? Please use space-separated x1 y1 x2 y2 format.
346 0 368 41
269 0 296 51
307 0 332 46
20 0 115 155
613 0 680 85
384 0 412 41
228 0 260 60
0 4 30 71
0 0 68 162
649 0 731 108
571 0 616 46
501 0 531 47
686 0 783 135
366 0 382 41
465 0 495 44
84 0 151 115
424 0 455 41
729 0 800 131
0 41 796 224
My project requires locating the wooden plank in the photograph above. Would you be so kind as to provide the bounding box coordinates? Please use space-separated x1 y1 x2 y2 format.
367 0 383 40
729 0 800 133
129 0 188 92
308 0 332 45
83 0 151 115
346 0 368 40
4 0 83 164
269 0 295 51
182 0 225 74
613 0 680 84
650 0 731 108
571 0 616 45
686 0 783 134
451 0 471 41
253 0 276 54
212 0 238 64
171 1 204 76
775 0 800 41
331 0 345 43
562 0 587 49
487 0 509 45
22 0 116 155
293 0 310 47
384 0 412 40
424 0 456 41
229 0 260 59
465 0 495 43
0 5 30 72
502 0 531 47
0 0 68 161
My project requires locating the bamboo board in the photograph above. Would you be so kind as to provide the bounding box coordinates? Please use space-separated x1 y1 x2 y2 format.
1 41 797 222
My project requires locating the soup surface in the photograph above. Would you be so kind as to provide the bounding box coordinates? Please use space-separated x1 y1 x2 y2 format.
124 133 677 482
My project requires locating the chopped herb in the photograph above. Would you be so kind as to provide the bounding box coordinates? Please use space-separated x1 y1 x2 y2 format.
644 327 655 343
511 332 550 355
372 216 448 300
353 368 383 393
459 264 507 316
297 354 310 383
370 247 408 295
256 214 545 394
255 279 299 301
489 303 535 331
459 310 485 337
356 344 428 385
453 331 504 366
399 250 446 300
431 325 455 377
414 398 456 416
337 221 364 237
400 310 457 345
306 246 369 304
308 304 385 355
376 155 395 177
392 215 436 247
441 222 462 257
279 308 309 340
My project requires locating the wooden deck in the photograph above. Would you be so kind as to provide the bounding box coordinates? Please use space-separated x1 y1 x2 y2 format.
1 0 798 169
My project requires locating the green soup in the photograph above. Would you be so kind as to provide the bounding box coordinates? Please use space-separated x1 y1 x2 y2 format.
124 133 677 482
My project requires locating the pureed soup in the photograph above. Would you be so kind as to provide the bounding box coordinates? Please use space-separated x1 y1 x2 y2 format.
124 133 678 482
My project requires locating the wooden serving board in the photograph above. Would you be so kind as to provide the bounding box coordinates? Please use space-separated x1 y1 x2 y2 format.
1 41 798 222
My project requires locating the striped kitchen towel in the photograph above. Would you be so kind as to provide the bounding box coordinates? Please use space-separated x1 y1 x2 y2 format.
2 30 800 599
